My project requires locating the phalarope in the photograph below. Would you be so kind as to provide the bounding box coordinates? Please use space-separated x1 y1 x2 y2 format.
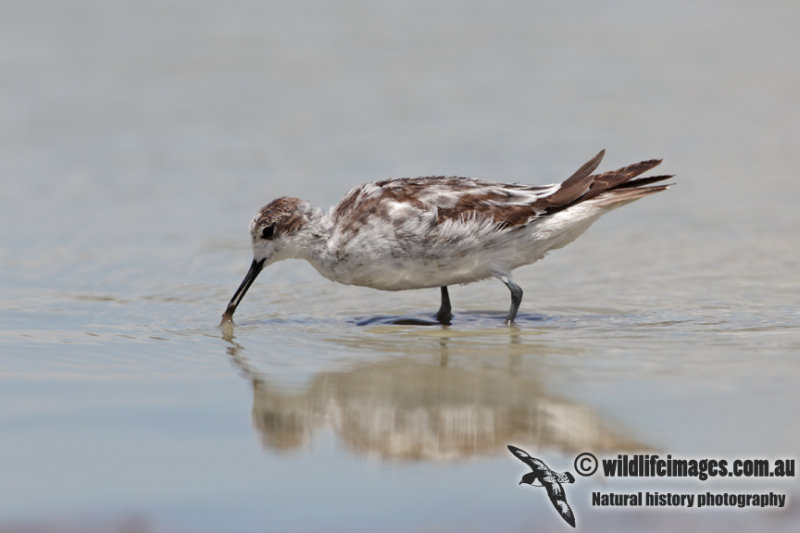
222 150 671 325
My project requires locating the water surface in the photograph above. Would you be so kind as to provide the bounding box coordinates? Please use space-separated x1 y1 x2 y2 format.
1 1 798 532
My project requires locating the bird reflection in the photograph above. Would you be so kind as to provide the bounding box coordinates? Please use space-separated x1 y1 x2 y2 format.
223 330 648 460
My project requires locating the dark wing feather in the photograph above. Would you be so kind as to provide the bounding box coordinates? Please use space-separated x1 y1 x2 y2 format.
545 481 576 528
535 151 672 215
541 149 605 206
507 445 548 472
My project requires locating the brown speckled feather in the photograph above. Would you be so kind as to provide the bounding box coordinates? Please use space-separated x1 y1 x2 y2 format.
330 150 672 235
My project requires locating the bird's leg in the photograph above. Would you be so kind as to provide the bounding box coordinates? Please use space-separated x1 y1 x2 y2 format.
436 286 453 325
499 276 523 325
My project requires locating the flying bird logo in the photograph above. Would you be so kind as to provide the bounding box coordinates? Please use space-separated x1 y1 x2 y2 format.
508 445 577 528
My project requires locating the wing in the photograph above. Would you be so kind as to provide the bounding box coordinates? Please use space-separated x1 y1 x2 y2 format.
507 445 549 473
545 481 576 528
541 150 672 213
331 150 672 237
331 176 560 237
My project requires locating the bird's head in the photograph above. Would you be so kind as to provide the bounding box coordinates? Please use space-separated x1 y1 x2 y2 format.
221 197 314 323
519 472 539 486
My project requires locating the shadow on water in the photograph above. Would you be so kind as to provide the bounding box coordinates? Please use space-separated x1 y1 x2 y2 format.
354 311 551 327
223 311 555 328
220 323 650 460
220 304 683 332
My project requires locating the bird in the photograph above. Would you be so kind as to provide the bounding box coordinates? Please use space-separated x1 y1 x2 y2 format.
508 444 577 528
221 150 671 325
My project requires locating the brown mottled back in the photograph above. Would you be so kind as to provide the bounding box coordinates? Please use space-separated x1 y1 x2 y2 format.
330 150 672 234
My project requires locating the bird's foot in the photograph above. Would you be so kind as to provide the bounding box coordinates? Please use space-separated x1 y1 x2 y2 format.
436 310 453 325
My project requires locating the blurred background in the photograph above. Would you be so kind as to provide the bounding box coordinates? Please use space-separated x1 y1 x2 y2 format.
1 1 798 532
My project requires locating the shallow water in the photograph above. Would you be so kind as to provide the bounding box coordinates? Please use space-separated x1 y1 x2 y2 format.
1 1 799 532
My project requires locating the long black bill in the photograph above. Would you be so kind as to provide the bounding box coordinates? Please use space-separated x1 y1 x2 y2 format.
221 258 265 323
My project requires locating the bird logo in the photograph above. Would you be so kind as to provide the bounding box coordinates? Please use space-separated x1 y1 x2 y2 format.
508 445 576 527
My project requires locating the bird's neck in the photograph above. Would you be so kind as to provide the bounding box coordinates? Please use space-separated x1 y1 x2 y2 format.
283 206 332 260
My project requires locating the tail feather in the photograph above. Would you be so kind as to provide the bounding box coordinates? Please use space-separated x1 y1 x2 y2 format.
592 159 662 186
540 152 673 215
589 184 670 208
544 150 606 206
584 158 664 200
615 174 674 189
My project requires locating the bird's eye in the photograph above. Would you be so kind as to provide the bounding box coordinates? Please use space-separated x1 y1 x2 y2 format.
261 224 276 240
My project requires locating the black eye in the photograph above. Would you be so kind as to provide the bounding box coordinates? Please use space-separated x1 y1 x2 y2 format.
261 224 276 240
